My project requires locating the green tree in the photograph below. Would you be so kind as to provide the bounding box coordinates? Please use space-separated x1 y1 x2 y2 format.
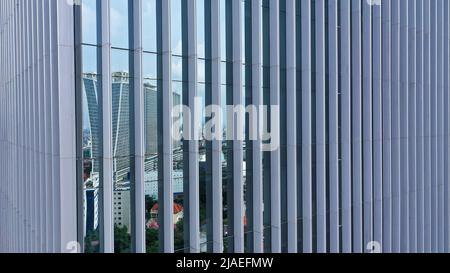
174 220 184 251
114 225 131 253
146 227 159 253
84 229 100 253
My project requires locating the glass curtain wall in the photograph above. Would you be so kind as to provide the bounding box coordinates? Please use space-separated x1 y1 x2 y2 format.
242 0 253 253
77 0 301 254
142 0 162 253
262 0 272 253
172 0 188 253
220 0 234 253
110 0 134 253
79 0 102 254
198 0 214 253
295 0 303 252
279 0 288 253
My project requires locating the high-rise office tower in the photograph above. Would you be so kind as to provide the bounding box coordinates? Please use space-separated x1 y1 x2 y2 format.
83 74 101 170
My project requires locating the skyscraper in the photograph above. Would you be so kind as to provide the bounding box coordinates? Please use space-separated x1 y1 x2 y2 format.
144 82 158 155
111 72 131 186
83 74 101 170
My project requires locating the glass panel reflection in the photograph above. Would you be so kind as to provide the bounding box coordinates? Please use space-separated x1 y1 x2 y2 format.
197 0 205 59
243 0 251 253
81 62 101 252
76 0 290 254
110 0 133 252
81 0 99 45
262 0 272 252
143 53 158 80
81 158 101 253
142 0 158 53
111 72 132 253
144 78 162 253
110 0 130 49
172 56 184 82
172 80 185 252
171 0 183 55
220 0 233 253
111 49 130 76
172 0 187 253
143 0 162 253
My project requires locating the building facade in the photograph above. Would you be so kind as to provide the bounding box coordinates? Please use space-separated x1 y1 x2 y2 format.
0 0 78 252
1 0 450 253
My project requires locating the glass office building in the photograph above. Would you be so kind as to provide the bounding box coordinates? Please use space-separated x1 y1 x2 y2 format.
1 0 450 253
